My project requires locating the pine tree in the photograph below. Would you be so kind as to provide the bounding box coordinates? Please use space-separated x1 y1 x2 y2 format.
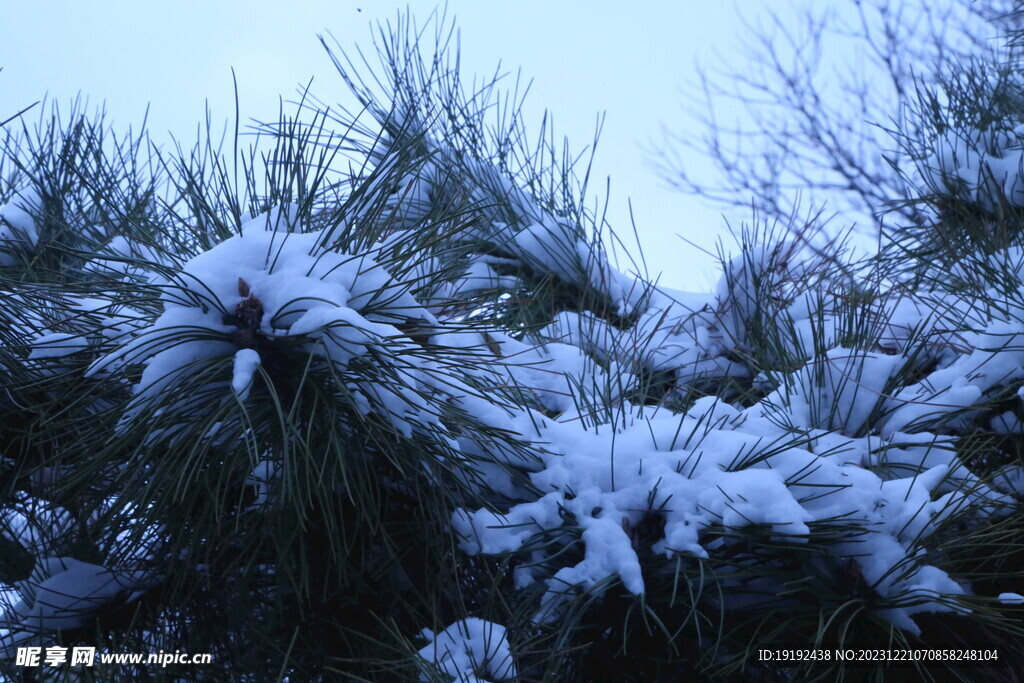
2 9 1024 682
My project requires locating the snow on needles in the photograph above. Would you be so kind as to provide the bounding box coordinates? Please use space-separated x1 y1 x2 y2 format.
0 190 41 267
21 92 1021 666
87 212 440 438
453 236 1019 634
924 124 1024 212
0 556 157 656
417 619 516 683
452 392 992 632
82 156 1021 641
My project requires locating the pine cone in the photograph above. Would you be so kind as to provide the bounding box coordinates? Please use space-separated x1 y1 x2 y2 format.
232 277 264 348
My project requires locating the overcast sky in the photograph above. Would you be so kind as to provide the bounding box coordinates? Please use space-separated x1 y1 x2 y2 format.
1 0 774 290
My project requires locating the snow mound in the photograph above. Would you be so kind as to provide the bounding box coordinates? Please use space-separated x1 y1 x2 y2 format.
417 618 516 683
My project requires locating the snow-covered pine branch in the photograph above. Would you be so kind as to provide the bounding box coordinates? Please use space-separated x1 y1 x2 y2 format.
2 8 1023 681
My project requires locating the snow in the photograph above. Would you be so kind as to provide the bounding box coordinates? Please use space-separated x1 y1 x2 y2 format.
756 348 902 435
511 219 636 316
88 210 444 437
231 348 262 400
27 331 87 360
0 189 41 266
0 556 157 656
245 456 279 509
453 392 986 628
999 592 1024 605
430 259 519 302
924 124 1024 212
993 465 1024 495
447 228 1024 633
1 494 75 557
417 619 516 682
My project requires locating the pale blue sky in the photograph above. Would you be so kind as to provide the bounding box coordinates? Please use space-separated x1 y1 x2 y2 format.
0 0 769 290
